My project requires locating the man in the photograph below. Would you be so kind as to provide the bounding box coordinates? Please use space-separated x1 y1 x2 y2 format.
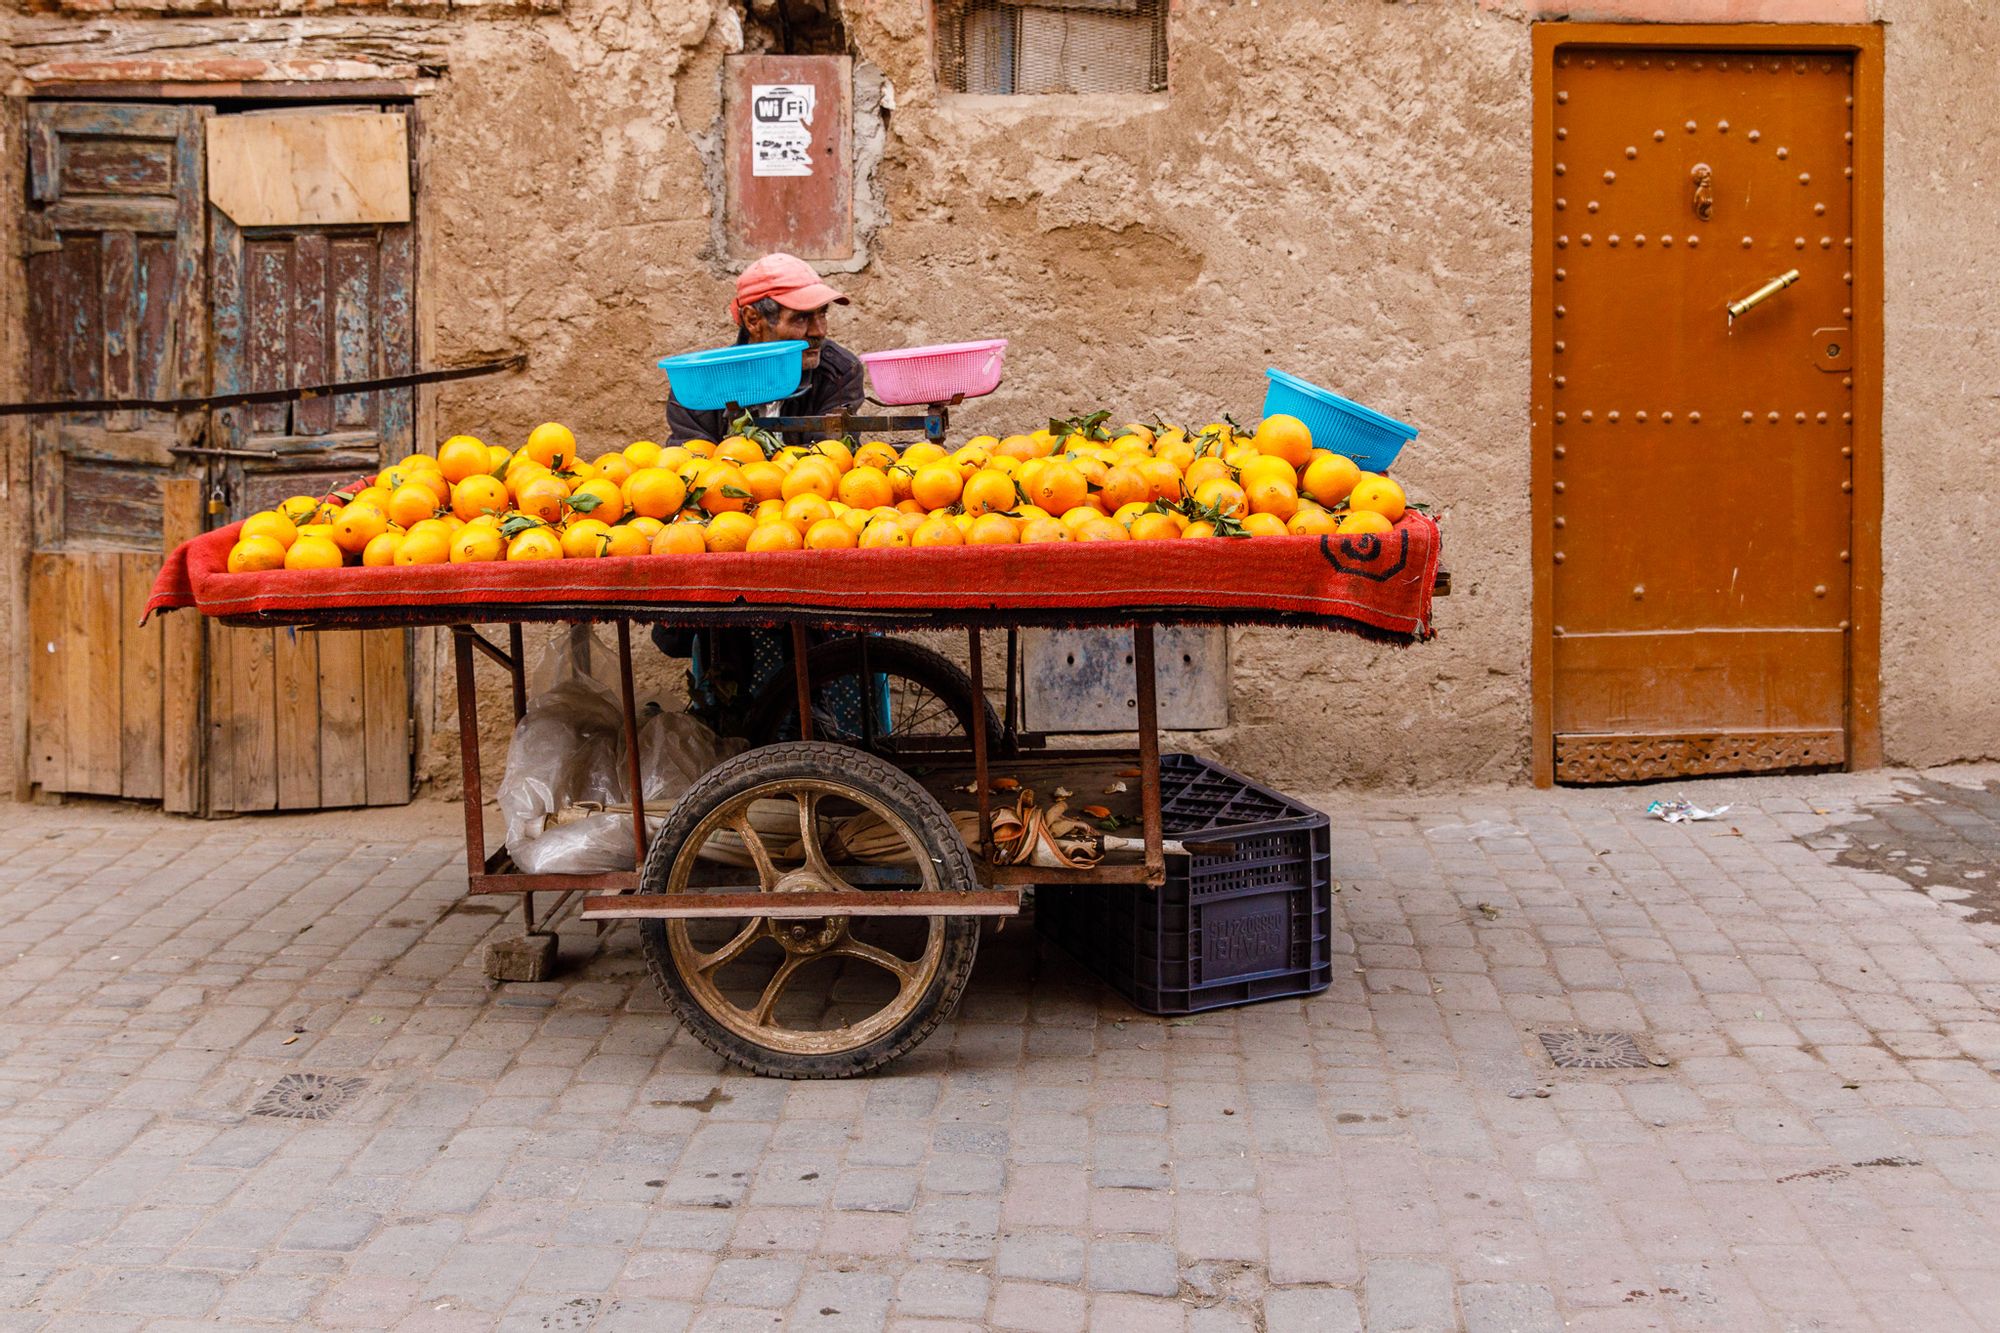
657 254 867 716
666 252 865 445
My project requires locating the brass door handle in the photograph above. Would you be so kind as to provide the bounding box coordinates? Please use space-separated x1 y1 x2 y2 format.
1727 269 1801 326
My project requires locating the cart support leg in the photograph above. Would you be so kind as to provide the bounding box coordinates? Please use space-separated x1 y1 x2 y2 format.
791 624 814 742
508 623 527 721
1133 624 1166 887
453 628 486 880
968 627 992 864
617 621 647 869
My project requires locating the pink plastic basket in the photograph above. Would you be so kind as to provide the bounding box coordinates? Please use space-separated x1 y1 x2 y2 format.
859 339 1007 406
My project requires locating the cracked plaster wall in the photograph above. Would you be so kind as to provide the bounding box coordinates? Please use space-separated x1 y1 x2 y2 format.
1 0 1995 801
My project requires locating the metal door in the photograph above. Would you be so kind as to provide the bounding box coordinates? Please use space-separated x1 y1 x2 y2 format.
1547 49 1857 782
23 104 208 805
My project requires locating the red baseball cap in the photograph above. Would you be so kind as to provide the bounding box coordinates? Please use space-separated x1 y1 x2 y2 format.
730 253 850 324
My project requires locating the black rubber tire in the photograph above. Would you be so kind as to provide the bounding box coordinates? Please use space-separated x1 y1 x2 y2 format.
637 742 982 1079
741 635 1010 757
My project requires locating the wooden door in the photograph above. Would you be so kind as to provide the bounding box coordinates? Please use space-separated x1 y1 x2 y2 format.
24 104 207 807
1543 48 1860 783
203 114 416 814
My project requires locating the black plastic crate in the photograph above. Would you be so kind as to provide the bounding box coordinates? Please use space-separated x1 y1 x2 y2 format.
1034 753 1334 1016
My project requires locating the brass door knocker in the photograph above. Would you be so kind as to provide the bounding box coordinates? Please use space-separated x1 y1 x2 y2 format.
1690 163 1714 221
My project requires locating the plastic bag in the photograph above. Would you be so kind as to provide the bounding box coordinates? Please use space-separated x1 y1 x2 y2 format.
498 627 742 874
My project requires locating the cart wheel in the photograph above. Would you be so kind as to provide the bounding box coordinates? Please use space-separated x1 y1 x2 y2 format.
637 742 981 1079
742 636 1010 758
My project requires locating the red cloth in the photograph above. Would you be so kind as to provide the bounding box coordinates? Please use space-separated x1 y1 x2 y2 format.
148 513 1440 640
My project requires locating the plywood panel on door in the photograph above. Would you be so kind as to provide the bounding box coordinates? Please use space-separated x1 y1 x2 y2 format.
1544 47 1859 783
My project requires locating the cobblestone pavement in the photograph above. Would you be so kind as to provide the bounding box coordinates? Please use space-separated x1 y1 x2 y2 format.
2 765 1999 1332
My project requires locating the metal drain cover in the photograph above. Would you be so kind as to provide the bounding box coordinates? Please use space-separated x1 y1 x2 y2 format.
251 1073 366 1120
1539 1031 1649 1070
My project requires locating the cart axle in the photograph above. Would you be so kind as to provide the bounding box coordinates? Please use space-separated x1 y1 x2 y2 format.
579 890 1021 920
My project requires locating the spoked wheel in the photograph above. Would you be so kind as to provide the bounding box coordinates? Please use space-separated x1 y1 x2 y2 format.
637 742 981 1079
742 636 1009 759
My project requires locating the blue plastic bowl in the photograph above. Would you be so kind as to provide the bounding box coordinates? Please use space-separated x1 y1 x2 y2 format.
657 341 808 412
1262 368 1417 472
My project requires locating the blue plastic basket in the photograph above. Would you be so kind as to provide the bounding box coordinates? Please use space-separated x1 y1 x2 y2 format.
1262 368 1418 471
657 341 808 412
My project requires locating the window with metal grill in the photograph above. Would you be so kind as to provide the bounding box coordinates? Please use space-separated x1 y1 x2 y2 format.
936 0 1168 96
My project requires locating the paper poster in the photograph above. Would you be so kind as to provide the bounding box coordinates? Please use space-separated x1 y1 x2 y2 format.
751 83 817 178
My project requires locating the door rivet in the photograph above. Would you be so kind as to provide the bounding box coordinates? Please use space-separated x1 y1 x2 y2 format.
1796 412 1808 424
1554 482 1566 493
1777 146 1789 159
1795 238 1807 249
1554 552 1566 564
1840 481 1852 492
1636 411 1648 423
1687 237 1699 249
1580 411 1592 422
1625 146 1638 159
1842 376 1853 387
1556 268 1567 281
1815 203 1827 216
1839 621 1851 631
1635 234 1647 246
1556 306 1567 319
1554 517 1566 529
1557 127 1569 140
1555 377 1567 388
1554 342 1567 354
1768 412 1781 423
1689 412 1701 424
1557 236 1569 248
1557 91 1569 103
1661 411 1674 423
1603 170 1617 184
1814 586 1827 597
1749 130 1762 143
1555 409 1567 421
1633 585 1644 599
1718 120 1731 133
1821 237 1833 249
1817 412 1829 424
1556 198 1568 211
1839 550 1850 562
1742 237 1754 248
1841 446 1852 458
1742 411 1755 423
1588 201 1600 213
1843 271 1853 284
1553 446 1566 459
1842 412 1852 424
1556 163 1568 176
1661 235 1674 248
1685 120 1698 133
1654 129 1667 142
1800 173 1812 185
1608 235 1620 247
1581 234 1593 246
1608 411 1620 423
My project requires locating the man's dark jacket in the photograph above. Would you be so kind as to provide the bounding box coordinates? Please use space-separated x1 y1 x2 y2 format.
665 340 864 445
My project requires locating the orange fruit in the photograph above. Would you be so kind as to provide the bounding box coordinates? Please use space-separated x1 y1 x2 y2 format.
1245 476 1300 521
567 478 624 523
396 529 450 565
524 422 577 469
592 454 633 487
1076 518 1130 542
962 469 1019 518
911 516 963 547
1027 461 1087 516
437 436 491 484
1336 510 1395 535
951 444 992 478
515 475 570 524
239 510 298 550
507 527 563 561
1238 454 1298 493
597 524 645 558
227 535 288 573
1347 474 1407 523
783 494 834 528
451 474 509 522
624 440 663 468
739 460 787 505
387 483 441 529
746 521 804 553
284 535 345 570
681 438 717 459
966 513 1021 545
624 515 665 542
910 462 964 511
782 457 840 502
716 436 764 468
450 525 504 563
351 486 393 515
1135 458 1184 505
1129 512 1182 541
277 495 321 527
996 434 1040 463
1287 505 1339 536
837 466 895 511
805 518 857 550
704 511 756 553
405 517 453 545
1098 464 1150 513
1185 457 1234 492
622 467 689 521
858 518 911 550
1060 505 1103 532
1193 478 1248 518
838 507 871 536
853 441 899 472
561 519 613 558
1181 521 1218 540
1240 512 1289 537
696 463 753 515
361 531 405 567
1301 453 1361 507
486 444 512 472
1112 501 1152 528
1253 413 1314 468
1019 517 1071 544
330 504 388 555
810 439 854 472
651 522 706 556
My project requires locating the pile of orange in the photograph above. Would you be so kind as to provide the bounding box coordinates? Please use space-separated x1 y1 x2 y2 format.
224 415 1412 573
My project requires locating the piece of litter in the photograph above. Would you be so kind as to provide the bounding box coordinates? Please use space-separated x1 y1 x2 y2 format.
281 1035 299 1045
1104 781 1128 795
1647 797 1732 823
1476 903 1501 920
1165 1016 1199 1027
1053 786 1072 799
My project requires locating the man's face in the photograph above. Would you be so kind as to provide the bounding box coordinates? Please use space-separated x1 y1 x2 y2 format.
746 303 831 369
